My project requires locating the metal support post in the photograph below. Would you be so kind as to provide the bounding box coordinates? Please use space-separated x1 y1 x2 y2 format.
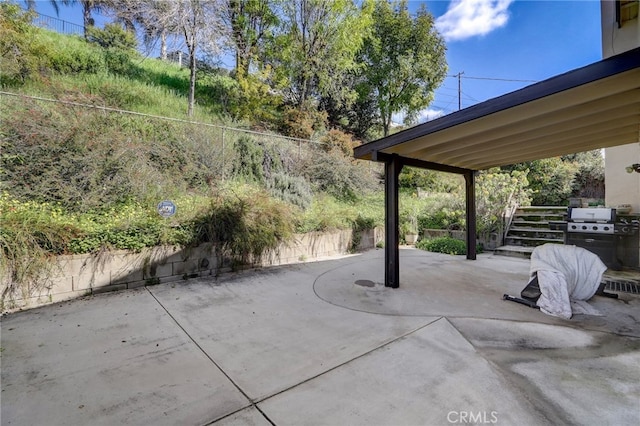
465 171 477 260
384 154 403 288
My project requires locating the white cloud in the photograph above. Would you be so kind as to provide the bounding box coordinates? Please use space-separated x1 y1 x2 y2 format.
435 0 514 42
392 108 446 126
417 108 446 123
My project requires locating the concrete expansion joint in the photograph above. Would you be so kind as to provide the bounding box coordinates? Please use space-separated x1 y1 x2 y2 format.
144 287 272 426
251 317 444 406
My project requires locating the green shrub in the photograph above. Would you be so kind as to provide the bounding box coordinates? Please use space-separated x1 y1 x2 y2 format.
399 167 437 189
418 206 465 230
198 72 239 115
189 186 295 266
279 106 327 140
232 136 265 184
86 23 137 51
47 36 105 74
0 194 82 308
0 3 48 85
300 148 377 202
103 48 137 76
321 128 357 156
416 237 466 255
267 172 312 209
232 71 282 123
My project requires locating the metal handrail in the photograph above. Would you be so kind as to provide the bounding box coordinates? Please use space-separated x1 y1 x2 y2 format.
32 12 84 36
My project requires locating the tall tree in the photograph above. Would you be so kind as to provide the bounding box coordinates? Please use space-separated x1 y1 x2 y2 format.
25 0 62 16
224 0 278 78
109 0 226 116
268 0 372 109
55 0 107 38
105 0 175 59
358 0 447 136
168 0 226 116
117 0 225 117
80 0 103 36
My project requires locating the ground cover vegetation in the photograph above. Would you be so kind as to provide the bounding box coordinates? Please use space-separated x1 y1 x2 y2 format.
1 2 604 304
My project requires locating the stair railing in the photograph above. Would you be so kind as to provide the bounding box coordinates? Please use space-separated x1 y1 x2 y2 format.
501 191 519 245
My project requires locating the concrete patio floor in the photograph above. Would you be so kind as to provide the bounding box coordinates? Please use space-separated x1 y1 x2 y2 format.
1 248 639 425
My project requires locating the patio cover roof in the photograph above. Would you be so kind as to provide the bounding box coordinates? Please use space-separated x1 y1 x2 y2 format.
354 46 640 171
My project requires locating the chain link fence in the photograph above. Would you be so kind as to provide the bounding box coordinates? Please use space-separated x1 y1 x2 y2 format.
1 91 342 207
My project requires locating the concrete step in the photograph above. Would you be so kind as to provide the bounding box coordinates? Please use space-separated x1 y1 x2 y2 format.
493 245 534 259
508 226 564 234
504 206 567 251
517 206 567 212
515 206 567 216
504 236 564 247
511 220 553 226
513 213 565 220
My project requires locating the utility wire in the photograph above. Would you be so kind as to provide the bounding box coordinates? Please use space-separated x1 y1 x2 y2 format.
445 74 539 83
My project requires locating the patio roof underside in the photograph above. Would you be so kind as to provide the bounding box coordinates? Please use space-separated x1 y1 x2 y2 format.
354 47 640 171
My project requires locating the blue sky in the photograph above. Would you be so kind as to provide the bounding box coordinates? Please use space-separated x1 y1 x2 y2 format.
26 0 603 121
422 0 603 120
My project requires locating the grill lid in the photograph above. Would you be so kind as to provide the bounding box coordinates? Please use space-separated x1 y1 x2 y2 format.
568 207 615 223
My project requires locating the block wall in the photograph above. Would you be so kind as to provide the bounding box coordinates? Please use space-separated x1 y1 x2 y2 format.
1 228 383 312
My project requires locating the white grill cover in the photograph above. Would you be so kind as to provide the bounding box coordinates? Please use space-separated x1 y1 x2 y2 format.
529 244 607 319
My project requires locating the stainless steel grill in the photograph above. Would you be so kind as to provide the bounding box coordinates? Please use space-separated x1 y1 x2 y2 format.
551 208 639 270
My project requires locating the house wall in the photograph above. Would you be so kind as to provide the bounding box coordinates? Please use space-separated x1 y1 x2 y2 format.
601 1 640 267
601 0 640 207
601 0 640 58
605 143 640 212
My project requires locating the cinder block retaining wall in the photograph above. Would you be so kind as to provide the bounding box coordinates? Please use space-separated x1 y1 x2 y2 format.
2 228 384 312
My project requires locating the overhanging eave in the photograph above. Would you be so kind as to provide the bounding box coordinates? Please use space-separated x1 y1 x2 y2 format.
354 46 640 171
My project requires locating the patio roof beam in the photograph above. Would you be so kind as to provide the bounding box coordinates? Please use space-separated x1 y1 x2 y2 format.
372 151 472 174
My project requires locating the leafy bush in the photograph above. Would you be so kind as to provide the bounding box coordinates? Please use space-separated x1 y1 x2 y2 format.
0 194 81 308
0 3 47 85
300 147 378 201
279 106 327 139
568 150 605 199
232 136 265 184
321 128 357 156
350 214 377 252
198 72 240 116
232 71 282 123
502 158 575 206
418 199 465 230
416 237 466 255
189 186 295 266
103 48 137 76
86 23 137 51
46 34 106 74
475 169 530 239
399 167 438 189
267 172 312 209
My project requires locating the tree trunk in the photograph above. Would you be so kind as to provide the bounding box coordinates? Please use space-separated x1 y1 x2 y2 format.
188 50 196 116
160 30 167 60
382 110 391 137
82 1 93 40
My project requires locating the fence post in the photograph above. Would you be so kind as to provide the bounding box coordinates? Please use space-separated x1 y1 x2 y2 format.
222 128 226 181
